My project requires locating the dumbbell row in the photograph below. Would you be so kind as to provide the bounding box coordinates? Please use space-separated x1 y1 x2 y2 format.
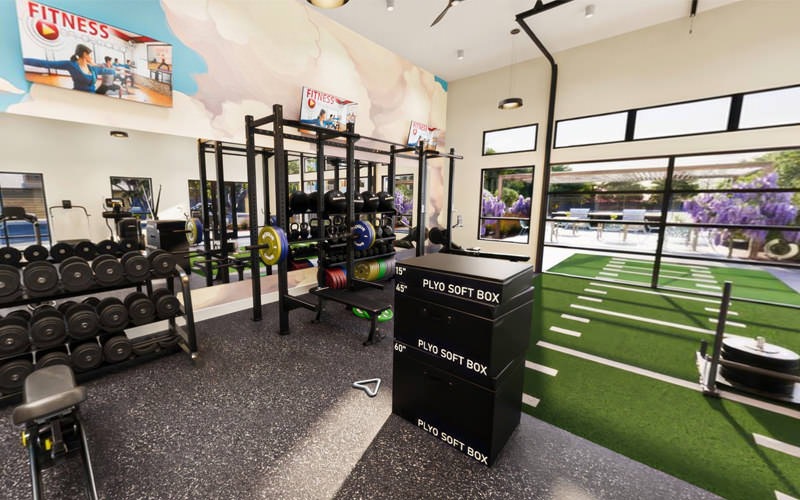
0 289 181 355
0 239 143 267
0 249 177 299
0 333 181 392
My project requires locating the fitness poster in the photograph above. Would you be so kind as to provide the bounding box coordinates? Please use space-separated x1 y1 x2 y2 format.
16 0 173 107
407 120 439 150
299 86 357 132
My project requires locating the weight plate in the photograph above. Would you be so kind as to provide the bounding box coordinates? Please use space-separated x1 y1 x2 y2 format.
73 241 97 261
149 249 177 278
70 343 102 372
36 351 70 369
0 317 29 355
152 288 180 319
96 239 120 256
277 227 289 263
131 340 157 355
378 309 394 322
368 260 380 281
23 244 49 263
365 220 376 248
157 335 180 349
103 335 132 363
121 251 150 282
30 309 67 348
0 264 21 297
352 307 370 319
0 359 33 391
64 303 100 340
354 262 370 281
60 258 93 292
22 261 59 294
186 219 198 245
124 292 155 326
0 246 22 267
258 226 283 266
353 221 372 250
97 297 129 333
377 259 387 281
92 255 124 286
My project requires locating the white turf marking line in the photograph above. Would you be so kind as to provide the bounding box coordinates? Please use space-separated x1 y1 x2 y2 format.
695 283 721 290
776 491 799 500
605 264 624 269
583 288 607 295
598 271 619 277
577 296 603 303
704 307 739 316
537 341 699 390
522 393 540 407
708 318 746 328
589 282 721 304
753 434 800 459
525 360 558 376
621 269 717 283
561 313 590 323
570 304 715 335
549 326 582 337
538 341 800 420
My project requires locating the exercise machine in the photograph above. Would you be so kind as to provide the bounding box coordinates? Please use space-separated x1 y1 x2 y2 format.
11 365 99 500
1 207 42 247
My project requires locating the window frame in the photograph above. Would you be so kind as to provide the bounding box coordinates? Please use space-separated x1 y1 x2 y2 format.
482 123 538 156
477 165 535 244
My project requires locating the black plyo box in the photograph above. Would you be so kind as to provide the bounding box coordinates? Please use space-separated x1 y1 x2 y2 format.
394 290 532 384
394 253 534 318
392 341 524 467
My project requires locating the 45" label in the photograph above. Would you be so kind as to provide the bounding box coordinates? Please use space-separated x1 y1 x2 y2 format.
395 283 407 293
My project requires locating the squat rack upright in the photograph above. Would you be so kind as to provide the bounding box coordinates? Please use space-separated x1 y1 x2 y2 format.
244 104 410 338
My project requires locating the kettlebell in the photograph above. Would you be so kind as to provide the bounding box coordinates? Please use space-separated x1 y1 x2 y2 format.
300 222 310 240
382 217 394 238
289 222 300 241
373 222 383 239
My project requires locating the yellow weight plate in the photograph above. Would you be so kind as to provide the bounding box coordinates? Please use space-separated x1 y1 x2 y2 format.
185 219 198 245
258 226 282 265
354 261 370 280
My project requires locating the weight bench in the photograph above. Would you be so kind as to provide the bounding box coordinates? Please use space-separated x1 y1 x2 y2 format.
11 365 99 500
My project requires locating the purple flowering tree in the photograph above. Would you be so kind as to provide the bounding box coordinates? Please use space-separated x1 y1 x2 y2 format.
394 189 414 227
509 195 531 218
683 172 798 258
480 189 507 237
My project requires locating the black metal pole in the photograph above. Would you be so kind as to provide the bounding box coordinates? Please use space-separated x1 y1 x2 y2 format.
704 281 733 395
245 116 262 320
346 134 356 287
197 140 213 287
446 147 456 252
416 143 427 256
273 105 291 335
261 150 273 277
214 141 230 283
651 157 676 288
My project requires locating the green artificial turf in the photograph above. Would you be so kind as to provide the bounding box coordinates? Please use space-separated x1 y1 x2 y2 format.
546 252 800 306
525 273 800 500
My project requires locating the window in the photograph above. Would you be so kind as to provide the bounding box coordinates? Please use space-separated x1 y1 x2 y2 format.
110 176 154 219
482 124 538 155
478 166 533 243
554 112 627 148
287 157 301 175
187 179 250 231
386 173 414 228
633 97 731 140
303 157 317 174
0 172 50 247
739 86 800 129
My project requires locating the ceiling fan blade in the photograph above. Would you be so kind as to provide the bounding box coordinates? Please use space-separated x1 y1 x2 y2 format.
430 2 452 27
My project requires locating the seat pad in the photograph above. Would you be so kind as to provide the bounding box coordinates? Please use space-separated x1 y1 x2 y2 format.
11 365 86 425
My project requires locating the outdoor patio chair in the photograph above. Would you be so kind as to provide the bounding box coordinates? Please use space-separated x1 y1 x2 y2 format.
621 209 647 242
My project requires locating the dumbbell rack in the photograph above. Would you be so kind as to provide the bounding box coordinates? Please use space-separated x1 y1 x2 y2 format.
0 249 198 406
245 104 415 344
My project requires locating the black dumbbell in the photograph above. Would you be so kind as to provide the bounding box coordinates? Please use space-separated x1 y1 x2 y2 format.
30 305 67 349
124 292 156 326
96 239 121 256
36 350 70 369
96 297 129 332
22 261 59 295
82 296 101 308
23 244 49 263
62 302 100 341
152 288 180 320
148 249 177 278
0 246 22 267
73 241 97 261
60 256 94 292
7 309 31 322
0 264 21 298
92 254 125 287
0 315 30 356
121 251 150 282
131 340 158 356
70 342 102 372
49 242 75 263
102 335 132 364
0 359 33 391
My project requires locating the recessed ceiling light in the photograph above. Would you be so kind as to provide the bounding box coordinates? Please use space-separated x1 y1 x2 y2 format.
386 0 394 11
457 49 464 60
306 0 349 8
585 4 595 18
109 130 128 138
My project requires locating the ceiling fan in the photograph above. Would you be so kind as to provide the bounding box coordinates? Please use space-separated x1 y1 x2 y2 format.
430 0 465 27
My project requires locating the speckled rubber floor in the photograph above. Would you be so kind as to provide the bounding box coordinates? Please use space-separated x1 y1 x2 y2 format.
0 286 719 500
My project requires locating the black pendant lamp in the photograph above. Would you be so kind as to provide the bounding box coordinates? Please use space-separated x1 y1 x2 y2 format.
306 0 349 8
498 28 523 110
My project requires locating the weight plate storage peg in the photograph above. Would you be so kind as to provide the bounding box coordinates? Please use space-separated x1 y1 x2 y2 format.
30 306 67 349
0 317 30 355
121 251 150 282
0 264 21 297
0 359 33 391
36 351 70 369
70 342 102 372
92 254 125 286
22 261 59 295
73 240 98 260
59 256 94 292
96 297 129 333
152 288 180 319
49 242 75 263
148 249 177 278
257 226 287 266
63 303 100 340
124 292 156 326
0 246 22 267
23 244 49 262
103 335 132 364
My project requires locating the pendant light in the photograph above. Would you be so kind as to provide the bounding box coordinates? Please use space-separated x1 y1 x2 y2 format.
498 28 523 110
306 0 349 8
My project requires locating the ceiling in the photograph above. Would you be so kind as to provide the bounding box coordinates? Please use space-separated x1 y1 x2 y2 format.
307 0 745 82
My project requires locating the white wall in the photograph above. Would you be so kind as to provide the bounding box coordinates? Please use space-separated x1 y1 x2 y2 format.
446 0 800 264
